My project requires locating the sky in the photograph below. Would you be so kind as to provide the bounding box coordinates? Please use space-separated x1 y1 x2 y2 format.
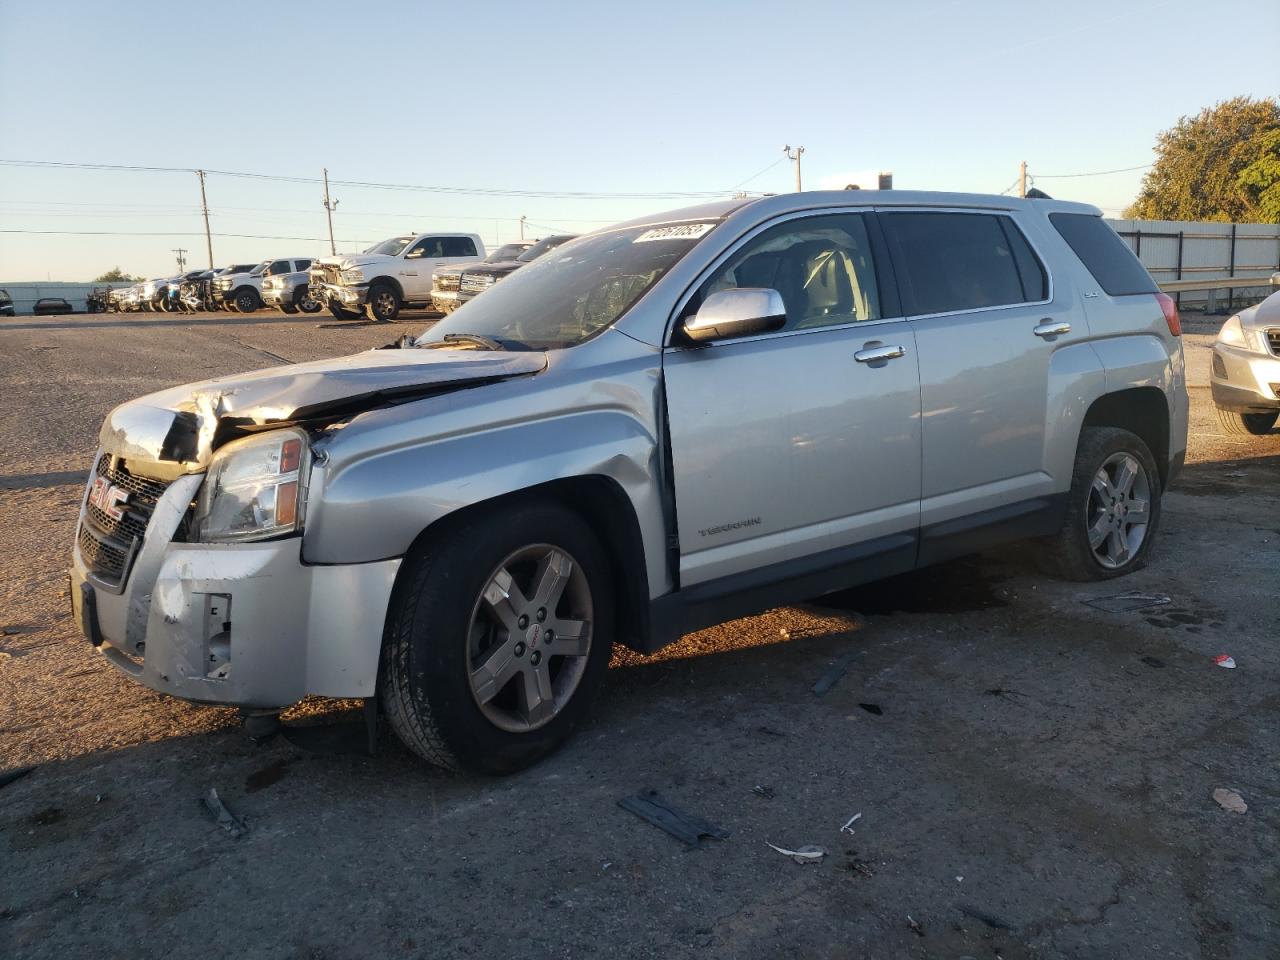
0 0 1276 281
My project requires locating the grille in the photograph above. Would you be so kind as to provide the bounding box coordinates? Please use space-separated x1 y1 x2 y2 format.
1266 329 1280 357
436 274 461 292
314 263 342 285
77 454 171 586
460 274 495 294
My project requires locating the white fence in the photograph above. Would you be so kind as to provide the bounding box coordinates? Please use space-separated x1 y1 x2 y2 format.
0 282 117 315
1105 218 1280 312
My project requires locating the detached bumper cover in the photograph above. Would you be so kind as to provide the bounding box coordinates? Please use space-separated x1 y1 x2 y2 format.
69 474 399 708
1211 344 1280 411
313 282 367 307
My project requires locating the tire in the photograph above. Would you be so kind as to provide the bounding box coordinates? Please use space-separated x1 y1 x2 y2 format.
381 501 614 775
365 282 401 322
1038 426 1162 581
233 287 261 313
296 287 321 314
1214 405 1278 436
279 303 298 315
328 302 362 321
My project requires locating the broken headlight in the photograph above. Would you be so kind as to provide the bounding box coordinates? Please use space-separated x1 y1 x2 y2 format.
194 428 309 543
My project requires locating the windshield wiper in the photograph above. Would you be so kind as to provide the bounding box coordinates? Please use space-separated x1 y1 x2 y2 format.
423 332 523 351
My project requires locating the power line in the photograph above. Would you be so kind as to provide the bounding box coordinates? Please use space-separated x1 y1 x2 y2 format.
1032 163 1152 179
0 158 738 201
730 156 787 190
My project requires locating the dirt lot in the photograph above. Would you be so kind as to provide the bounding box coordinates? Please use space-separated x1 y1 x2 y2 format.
1 308 1277 959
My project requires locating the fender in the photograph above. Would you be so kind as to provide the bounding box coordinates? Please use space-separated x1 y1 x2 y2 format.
367 275 405 301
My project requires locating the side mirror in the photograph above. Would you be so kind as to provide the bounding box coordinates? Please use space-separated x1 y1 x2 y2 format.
681 288 787 343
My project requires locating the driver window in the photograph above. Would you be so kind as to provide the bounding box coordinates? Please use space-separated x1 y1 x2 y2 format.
697 214 881 330
268 260 290 275
405 237 444 259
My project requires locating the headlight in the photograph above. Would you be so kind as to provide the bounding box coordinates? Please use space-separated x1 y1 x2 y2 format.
1217 315 1260 353
340 268 365 284
194 429 310 543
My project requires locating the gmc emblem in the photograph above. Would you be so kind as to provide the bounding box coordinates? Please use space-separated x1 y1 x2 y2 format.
88 476 129 521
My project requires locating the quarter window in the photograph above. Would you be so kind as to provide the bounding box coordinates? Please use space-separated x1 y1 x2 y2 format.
1049 213 1156 296
441 237 478 257
883 212 1047 315
294 259 311 271
694 214 882 330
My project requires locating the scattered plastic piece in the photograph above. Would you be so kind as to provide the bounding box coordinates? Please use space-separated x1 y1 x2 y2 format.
907 915 924 937
1214 655 1236 669
812 648 864 696
1140 656 1166 668
1213 787 1247 814
1083 593 1171 613
752 785 775 799
858 703 883 716
618 790 729 848
766 842 826 864
957 903 1016 931
201 788 248 839
840 813 862 834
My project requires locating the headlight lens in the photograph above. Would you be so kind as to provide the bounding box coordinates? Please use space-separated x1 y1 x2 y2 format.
340 268 364 284
1217 315 1258 352
194 429 310 542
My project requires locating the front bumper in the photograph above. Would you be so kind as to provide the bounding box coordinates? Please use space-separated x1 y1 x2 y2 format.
312 281 367 308
431 290 460 313
1210 343 1280 412
261 286 296 307
69 469 400 709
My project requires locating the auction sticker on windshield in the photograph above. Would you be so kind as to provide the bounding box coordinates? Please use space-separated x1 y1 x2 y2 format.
633 223 717 243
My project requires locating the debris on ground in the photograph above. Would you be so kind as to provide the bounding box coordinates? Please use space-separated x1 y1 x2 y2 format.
751 785 775 799
1140 656 1166 668
0 765 35 790
201 788 249 839
812 648 863 696
858 703 883 716
907 915 924 937
956 903 1017 931
1083 593 1171 613
1212 787 1247 814
1213 654 1236 669
618 790 729 847
840 813 862 834
766 842 826 864
757 725 786 738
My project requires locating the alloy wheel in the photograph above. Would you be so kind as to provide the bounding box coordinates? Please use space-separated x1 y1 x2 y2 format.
466 544 593 733
1086 452 1151 569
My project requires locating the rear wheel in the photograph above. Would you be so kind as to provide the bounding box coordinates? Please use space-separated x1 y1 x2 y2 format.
1038 426 1162 581
365 282 401 322
1215 406 1278 436
381 502 613 775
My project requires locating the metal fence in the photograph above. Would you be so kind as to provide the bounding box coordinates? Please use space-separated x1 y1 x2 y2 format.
1105 218 1280 312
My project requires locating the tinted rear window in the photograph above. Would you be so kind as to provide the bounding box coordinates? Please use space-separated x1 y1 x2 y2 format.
1049 213 1156 296
883 212 1047 315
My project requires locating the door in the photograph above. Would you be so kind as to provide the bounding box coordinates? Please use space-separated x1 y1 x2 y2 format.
401 237 447 298
663 212 922 587
879 209 1077 536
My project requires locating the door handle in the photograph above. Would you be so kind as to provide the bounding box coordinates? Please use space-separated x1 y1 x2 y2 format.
854 343 906 364
1033 319 1071 338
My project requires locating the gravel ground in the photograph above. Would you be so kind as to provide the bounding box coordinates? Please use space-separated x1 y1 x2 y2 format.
0 309 1277 959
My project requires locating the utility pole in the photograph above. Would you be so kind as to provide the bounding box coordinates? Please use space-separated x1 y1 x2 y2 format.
322 168 339 256
519 215 527 241
172 247 188 272
196 170 214 268
1018 160 1027 199
783 145 805 192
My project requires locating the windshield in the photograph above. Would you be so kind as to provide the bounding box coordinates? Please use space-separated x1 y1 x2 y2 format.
417 221 719 350
364 236 414 257
487 243 530 262
517 234 575 262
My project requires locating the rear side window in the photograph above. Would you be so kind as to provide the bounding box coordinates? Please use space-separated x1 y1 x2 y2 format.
882 213 1047 315
1049 213 1156 296
442 237 477 257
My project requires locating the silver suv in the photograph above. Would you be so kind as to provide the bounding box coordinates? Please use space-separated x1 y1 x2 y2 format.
1210 283 1280 435
69 191 1187 774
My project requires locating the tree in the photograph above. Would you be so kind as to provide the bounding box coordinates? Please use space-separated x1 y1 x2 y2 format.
1125 96 1280 223
93 267 142 282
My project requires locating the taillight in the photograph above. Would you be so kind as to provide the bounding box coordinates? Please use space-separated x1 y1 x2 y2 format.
1155 292 1181 337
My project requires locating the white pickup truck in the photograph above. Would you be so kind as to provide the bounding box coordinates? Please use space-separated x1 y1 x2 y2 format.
310 233 486 321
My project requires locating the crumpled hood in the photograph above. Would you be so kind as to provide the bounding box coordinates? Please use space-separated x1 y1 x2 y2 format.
316 253 392 270
99 347 547 467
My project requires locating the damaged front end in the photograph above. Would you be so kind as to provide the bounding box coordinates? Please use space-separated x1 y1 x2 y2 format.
70 347 547 708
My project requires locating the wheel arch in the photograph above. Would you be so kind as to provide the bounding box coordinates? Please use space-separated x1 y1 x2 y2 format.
367 275 405 301
388 476 652 653
1081 386 1171 486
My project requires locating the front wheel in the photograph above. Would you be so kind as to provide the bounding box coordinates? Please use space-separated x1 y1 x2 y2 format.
381 502 614 775
1038 426 1162 581
328 302 363 321
279 302 298 314
296 287 322 314
1215 406 1278 436
365 282 401 322
233 287 261 313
